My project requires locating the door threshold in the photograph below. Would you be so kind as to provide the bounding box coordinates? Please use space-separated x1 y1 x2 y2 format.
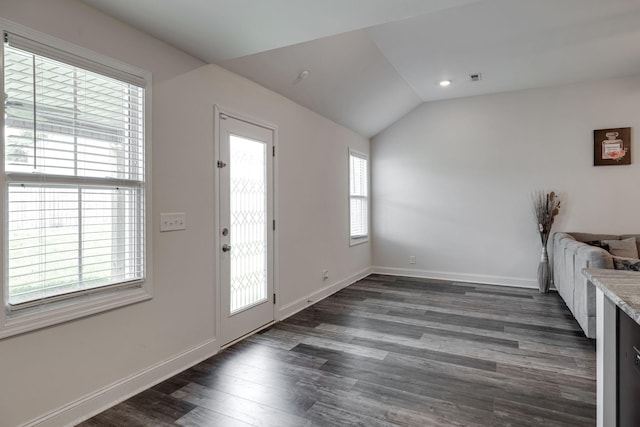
221 320 276 349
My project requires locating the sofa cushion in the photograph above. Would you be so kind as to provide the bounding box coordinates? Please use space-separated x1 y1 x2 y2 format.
569 232 619 243
612 256 640 271
603 237 639 258
585 240 610 251
620 235 640 258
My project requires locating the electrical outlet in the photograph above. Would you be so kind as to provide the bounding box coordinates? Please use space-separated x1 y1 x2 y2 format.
409 256 416 264
160 212 186 232
322 269 329 280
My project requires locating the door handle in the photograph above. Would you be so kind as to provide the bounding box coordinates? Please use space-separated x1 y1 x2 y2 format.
222 244 232 253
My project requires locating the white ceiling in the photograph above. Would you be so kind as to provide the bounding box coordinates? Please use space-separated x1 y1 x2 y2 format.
83 0 640 137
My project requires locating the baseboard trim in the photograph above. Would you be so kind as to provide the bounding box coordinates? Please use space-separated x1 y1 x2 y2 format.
278 267 372 321
24 338 220 427
371 266 538 289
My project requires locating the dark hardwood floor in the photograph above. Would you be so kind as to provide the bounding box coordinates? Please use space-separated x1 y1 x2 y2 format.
79 275 596 426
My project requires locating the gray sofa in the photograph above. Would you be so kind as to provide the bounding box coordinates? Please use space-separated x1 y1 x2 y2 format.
552 232 640 338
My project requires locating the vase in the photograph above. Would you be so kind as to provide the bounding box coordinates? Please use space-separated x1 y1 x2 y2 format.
537 246 550 293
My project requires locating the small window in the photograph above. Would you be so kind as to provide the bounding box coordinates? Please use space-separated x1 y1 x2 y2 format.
349 149 368 245
0 22 152 338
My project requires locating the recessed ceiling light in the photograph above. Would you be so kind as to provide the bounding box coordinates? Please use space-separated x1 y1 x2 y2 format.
439 80 452 87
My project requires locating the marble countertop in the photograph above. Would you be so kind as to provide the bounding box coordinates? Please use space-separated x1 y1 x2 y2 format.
584 268 640 325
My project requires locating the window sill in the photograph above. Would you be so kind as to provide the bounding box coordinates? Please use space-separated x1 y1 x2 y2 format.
350 236 369 247
0 285 152 340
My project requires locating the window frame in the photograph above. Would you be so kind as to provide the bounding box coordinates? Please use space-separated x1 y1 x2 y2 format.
0 18 153 339
348 148 369 246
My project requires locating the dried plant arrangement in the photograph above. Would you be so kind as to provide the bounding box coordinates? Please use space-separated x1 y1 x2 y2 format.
532 190 561 247
532 191 561 293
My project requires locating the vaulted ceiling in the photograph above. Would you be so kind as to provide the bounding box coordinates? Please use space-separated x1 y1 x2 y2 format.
83 0 640 137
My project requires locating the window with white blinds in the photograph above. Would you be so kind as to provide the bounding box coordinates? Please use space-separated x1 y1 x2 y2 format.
349 149 368 244
3 31 148 311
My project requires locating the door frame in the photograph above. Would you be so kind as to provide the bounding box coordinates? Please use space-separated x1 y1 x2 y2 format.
213 105 279 348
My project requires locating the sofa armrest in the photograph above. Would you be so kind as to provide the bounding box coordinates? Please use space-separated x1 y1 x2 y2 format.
552 232 580 305
552 232 614 338
574 244 614 338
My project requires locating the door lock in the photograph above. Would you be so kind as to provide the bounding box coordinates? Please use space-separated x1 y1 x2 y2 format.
222 244 232 252
222 228 229 236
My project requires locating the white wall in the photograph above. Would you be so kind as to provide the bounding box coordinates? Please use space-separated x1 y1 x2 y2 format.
372 76 640 287
154 65 371 318
0 1 370 426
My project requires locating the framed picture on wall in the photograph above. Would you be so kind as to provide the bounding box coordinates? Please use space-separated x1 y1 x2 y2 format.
594 127 631 166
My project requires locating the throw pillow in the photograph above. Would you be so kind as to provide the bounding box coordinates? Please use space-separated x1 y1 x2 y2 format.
612 256 640 272
586 240 610 251
602 237 639 258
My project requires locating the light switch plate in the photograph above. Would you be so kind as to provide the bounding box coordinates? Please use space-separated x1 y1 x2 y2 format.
160 212 186 232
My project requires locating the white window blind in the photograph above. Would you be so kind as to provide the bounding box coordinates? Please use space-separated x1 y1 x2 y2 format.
3 32 146 309
349 150 368 240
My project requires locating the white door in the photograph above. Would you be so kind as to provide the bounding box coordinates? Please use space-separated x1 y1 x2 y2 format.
218 112 274 346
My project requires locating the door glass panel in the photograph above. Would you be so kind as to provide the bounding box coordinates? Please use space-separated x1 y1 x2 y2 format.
229 134 267 313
